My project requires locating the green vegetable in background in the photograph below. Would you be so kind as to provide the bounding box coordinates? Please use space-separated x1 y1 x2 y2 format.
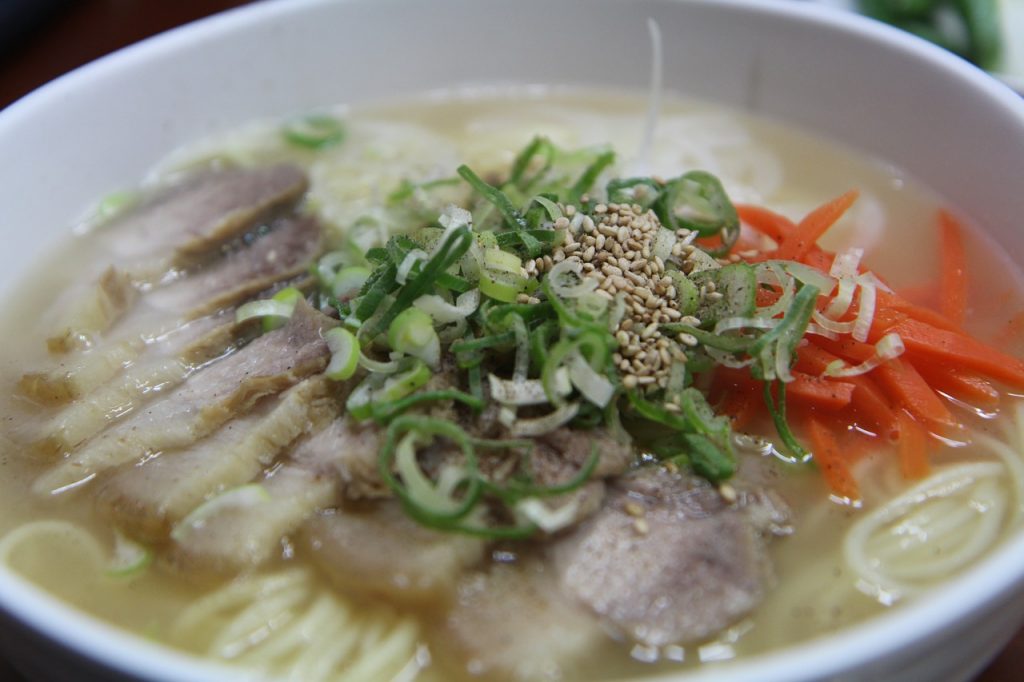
859 0 1003 71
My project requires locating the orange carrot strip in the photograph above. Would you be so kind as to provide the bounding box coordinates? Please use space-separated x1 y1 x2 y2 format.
938 210 968 327
897 411 930 479
787 371 855 410
774 190 860 262
875 291 960 332
800 246 834 272
797 342 899 439
736 204 795 242
872 358 958 434
806 414 861 501
842 428 882 464
878 315 1024 389
723 388 760 430
715 367 854 411
914 365 1000 408
812 336 957 433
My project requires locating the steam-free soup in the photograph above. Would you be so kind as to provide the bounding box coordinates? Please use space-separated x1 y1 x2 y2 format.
2 89 1023 681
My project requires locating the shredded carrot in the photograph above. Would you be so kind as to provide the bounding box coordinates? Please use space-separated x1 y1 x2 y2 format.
842 428 882 464
715 367 854 411
774 190 859 261
811 336 957 433
736 204 795 243
796 342 899 439
732 191 1024 494
721 388 759 430
806 414 861 501
872 291 960 332
914 365 1000 408
939 210 968 327
872 358 958 434
873 313 1024 389
896 411 930 479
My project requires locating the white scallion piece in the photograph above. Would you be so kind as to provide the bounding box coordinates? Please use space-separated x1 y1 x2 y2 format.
806 323 841 340
316 250 348 286
755 262 796 319
824 332 905 378
830 247 864 279
775 343 794 383
714 316 778 335
781 261 836 295
396 249 428 285
438 204 473 233
566 350 615 407
652 227 677 262
548 257 598 298
332 266 370 300
852 276 878 342
413 289 480 324
358 350 402 374
516 497 582 533
510 402 580 437
489 372 568 406
388 308 441 368
235 299 295 322
395 433 466 515
324 327 360 381
826 277 857 319
812 309 857 335
106 530 153 578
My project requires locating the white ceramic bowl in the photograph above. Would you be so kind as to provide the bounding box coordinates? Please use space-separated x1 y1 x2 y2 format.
2 1 1024 680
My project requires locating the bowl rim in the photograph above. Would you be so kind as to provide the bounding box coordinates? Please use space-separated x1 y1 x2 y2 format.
2 1 1024 681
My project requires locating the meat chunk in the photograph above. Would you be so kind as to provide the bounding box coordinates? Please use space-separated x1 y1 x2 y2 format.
34 301 334 494
161 405 383 575
33 314 258 457
95 377 337 542
147 215 322 318
550 466 789 647
530 427 634 486
444 560 604 681
166 465 338 576
45 267 138 354
288 416 388 499
302 502 485 606
104 164 308 269
17 339 142 407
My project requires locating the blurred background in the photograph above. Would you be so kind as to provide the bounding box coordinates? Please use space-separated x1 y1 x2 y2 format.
0 0 1021 680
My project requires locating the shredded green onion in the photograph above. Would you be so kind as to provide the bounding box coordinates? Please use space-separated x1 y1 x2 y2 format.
388 307 440 368
325 328 360 381
235 287 303 331
282 114 345 149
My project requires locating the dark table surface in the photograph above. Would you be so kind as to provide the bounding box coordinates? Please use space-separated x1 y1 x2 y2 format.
0 1 1022 680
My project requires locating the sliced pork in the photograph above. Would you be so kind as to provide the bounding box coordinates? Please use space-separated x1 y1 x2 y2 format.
302 502 486 606
166 466 338 576
45 267 138 354
32 312 267 458
550 465 790 648
445 560 605 681
147 215 322 318
96 377 338 542
104 163 308 268
34 301 335 494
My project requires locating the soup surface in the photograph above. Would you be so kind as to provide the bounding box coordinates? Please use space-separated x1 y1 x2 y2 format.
1 88 1023 681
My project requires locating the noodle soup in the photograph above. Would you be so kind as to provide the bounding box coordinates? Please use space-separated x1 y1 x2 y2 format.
1 89 1023 681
